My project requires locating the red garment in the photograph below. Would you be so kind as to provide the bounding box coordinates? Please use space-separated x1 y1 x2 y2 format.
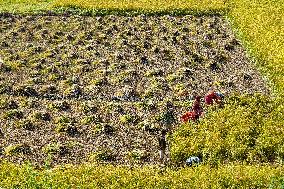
204 92 221 105
181 111 198 123
181 96 203 123
192 96 203 116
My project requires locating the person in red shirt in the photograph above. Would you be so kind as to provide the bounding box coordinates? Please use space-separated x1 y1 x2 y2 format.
181 96 203 123
181 91 224 123
204 90 223 105
192 96 203 117
181 111 198 122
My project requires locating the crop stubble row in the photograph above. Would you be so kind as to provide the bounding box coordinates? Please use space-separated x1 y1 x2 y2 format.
0 14 269 166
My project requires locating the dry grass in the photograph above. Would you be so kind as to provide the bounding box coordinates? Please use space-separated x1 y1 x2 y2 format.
52 0 227 11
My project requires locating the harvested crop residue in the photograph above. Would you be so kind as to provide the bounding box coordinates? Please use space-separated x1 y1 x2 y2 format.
0 14 269 167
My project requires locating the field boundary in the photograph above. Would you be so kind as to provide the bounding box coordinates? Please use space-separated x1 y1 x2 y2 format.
0 7 229 17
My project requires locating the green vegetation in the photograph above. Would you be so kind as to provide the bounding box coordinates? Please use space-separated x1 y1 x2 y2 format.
171 93 284 165
0 0 53 13
0 161 284 188
52 0 227 16
170 0 284 168
227 0 284 96
89 149 116 162
53 0 226 10
119 114 134 124
127 149 148 161
42 142 61 154
4 144 31 156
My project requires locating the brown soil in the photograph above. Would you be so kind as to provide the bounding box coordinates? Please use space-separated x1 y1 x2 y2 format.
0 14 269 167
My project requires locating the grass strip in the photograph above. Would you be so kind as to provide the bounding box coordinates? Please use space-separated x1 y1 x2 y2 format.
227 0 284 97
51 6 228 16
0 161 284 188
52 0 227 12
170 93 284 165
0 0 53 13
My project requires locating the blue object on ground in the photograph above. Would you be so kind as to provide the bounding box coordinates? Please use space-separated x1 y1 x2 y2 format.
186 156 201 166
215 92 224 99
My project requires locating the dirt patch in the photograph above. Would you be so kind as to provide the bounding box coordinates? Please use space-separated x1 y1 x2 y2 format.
0 14 269 167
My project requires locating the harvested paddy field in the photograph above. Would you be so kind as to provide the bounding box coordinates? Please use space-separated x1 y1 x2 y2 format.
0 14 269 167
